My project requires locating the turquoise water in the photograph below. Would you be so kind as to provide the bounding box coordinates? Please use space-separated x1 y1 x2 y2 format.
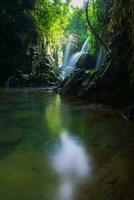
0 88 133 200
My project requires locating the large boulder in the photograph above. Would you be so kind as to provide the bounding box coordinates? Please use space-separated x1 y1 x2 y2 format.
60 69 85 95
76 53 96 70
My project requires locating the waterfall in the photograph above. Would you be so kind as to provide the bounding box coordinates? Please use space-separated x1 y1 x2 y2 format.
63 36 73 67
61 37 90 79
96 46 106 70
68 52 83 68
67 37 90 71
81 37 89 53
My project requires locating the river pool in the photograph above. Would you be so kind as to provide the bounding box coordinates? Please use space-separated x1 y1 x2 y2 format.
0 88 134 200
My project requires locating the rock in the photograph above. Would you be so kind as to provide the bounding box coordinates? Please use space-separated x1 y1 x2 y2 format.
76 53 96 70
60 68 98 97
7 66 60 87
60 69 86 95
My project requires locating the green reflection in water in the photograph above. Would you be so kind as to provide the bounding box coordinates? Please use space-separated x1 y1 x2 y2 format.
45 95 66 136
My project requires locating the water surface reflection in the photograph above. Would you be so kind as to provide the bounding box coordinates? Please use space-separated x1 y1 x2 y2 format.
51 131 92 200
0 89 133 200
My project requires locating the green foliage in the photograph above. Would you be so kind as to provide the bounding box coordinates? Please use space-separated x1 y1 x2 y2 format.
66 8 89 46
88 0 104 47
66 0 104 52
32 0 70 50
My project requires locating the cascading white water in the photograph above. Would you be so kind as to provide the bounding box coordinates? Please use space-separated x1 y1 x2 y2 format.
96 46 106 70
63 35 73 67
68 37 90 71
61 37 90 79
81 37 90 53
68 52 83 68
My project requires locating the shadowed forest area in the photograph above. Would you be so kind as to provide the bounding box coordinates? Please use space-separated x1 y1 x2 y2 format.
0 1 134 200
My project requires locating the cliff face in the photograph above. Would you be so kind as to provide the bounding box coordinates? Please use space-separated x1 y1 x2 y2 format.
102 0 134 105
